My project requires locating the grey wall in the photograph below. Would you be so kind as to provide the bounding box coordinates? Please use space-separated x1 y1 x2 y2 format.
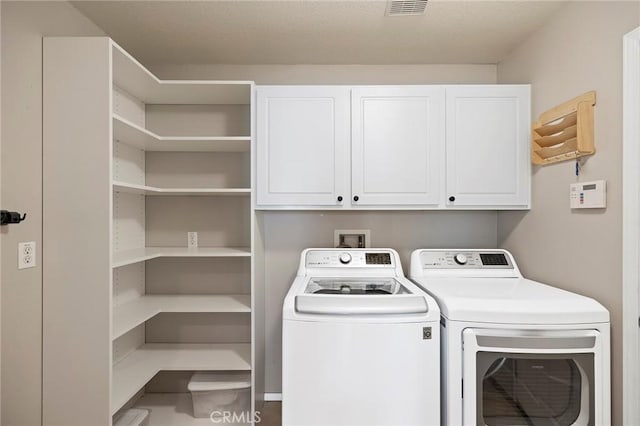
149 62 500 393
1 2 104 425
496 2 640 425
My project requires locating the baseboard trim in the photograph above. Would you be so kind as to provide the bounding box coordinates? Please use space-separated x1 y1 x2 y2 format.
264 393 282 401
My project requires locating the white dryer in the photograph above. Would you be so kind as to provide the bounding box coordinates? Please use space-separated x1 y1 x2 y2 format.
410 249 610 426
283 248 440 426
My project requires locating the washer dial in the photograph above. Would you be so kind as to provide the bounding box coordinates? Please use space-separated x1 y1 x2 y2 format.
454 253 468 265
339 253 352 264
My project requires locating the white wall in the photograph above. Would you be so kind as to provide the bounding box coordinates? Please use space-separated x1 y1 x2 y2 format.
1 2 104 425
496 2 640 425
151 62 499 393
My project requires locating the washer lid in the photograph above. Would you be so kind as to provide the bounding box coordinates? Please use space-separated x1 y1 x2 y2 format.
304 278 407 295
415 277 609 324
296 278 428 315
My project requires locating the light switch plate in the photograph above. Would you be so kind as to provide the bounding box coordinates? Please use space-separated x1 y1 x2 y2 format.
570 180 606 209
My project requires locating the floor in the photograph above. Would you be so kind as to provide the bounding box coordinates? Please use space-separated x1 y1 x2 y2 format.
130 394 281 425
259 402 282 426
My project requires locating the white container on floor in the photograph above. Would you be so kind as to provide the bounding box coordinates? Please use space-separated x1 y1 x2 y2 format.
188 371 251 419
113 408 150 426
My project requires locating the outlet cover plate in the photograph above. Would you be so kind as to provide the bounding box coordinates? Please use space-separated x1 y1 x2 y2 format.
187 232 198 248
18 241 36 269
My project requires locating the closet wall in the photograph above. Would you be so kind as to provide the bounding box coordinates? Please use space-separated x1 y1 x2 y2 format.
0 3 105 425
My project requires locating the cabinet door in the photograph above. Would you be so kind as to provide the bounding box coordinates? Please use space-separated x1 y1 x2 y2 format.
445 85 531 208
351 87 444 206
256 86 350 206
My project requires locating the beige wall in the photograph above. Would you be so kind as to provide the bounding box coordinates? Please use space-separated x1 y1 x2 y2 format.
1 2 104 425
496 2 640 425
150 63 497 85
150 63 499 393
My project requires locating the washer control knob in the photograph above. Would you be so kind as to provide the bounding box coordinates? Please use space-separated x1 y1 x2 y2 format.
339 253 352 264
454 253 468 265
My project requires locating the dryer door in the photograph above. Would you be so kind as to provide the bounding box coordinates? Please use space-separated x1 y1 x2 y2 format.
462 328 603 426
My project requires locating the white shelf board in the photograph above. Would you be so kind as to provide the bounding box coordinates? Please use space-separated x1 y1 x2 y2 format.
112 43 251 105
112 343 251 415
113 181 251 197
113 114 251 152
112 247 251 268
133 393 250 425
112 295 251 340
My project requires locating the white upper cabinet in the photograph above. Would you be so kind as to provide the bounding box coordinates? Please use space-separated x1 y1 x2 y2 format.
256 86 350 206
445 85 531 208
351 87 444 206
256 84 531 210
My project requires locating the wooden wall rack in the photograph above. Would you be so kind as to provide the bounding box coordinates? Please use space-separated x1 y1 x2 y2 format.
531 91 596 165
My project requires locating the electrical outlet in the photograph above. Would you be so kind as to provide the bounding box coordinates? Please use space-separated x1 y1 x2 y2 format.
18 241 36 269
188 232 198 248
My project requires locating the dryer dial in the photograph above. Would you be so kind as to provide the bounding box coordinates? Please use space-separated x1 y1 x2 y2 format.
339 253 352 264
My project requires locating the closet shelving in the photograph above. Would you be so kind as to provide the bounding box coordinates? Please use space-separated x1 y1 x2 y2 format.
112 294 252 340
112 343 252 414
113 181 252 196
112 247 251 269
43 37 264 426
113 114 251 152
110 39 255 421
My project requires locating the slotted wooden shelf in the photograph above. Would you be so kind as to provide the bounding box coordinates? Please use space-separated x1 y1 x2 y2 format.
531 91 596 165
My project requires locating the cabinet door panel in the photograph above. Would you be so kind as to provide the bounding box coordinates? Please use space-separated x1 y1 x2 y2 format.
352 87 444 206
446 86 530 208
257 87 349 206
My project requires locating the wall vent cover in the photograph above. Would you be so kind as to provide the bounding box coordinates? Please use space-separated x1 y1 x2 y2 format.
386 0 428 16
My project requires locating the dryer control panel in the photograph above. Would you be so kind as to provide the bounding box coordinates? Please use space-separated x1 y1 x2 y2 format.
420 250 513 269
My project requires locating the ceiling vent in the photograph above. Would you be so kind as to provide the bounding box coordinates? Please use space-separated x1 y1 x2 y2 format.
386 0 428 16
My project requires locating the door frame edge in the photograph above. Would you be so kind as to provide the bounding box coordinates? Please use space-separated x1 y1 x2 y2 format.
622 25 640 426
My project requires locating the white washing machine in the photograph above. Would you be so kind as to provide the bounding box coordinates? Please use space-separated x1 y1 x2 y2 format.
409 249 610 426
282 248 440 426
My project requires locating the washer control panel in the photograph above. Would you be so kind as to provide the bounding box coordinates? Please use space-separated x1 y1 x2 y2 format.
306 250 395 267
420 251 513 269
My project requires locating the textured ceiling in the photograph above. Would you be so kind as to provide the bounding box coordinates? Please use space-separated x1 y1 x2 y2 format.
71 0 568 65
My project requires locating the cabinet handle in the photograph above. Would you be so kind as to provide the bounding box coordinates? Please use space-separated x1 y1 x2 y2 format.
337 196 343 202
353 195 359 202
449 196 456 202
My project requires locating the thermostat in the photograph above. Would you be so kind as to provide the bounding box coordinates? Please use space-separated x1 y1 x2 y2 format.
570 180 606 209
